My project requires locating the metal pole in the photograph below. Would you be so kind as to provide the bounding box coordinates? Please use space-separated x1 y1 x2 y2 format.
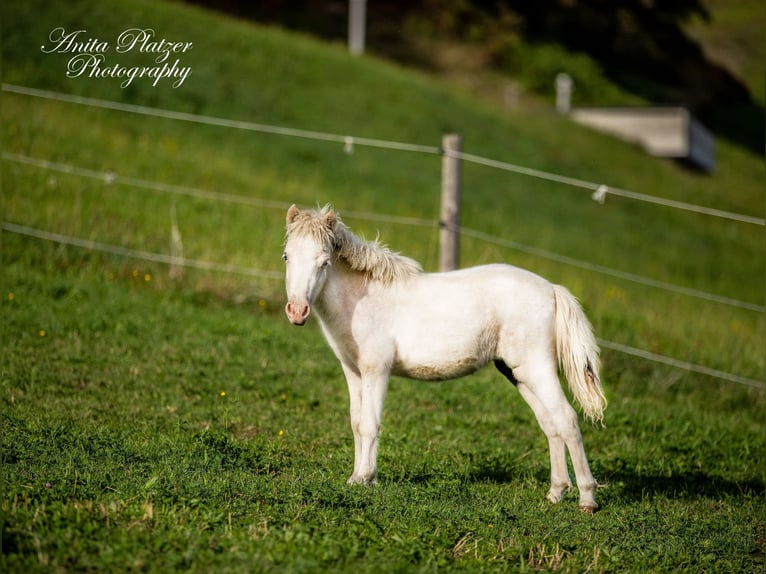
555 73 573 114
348 0 367 56
439 134 462 272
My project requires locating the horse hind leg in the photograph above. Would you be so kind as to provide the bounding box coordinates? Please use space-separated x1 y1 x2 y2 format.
494 360 572 502
516 383 575 502
510 362 598 512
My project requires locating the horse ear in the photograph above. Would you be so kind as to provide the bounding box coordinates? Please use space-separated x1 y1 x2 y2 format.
324 209 337 230
286 204 300 226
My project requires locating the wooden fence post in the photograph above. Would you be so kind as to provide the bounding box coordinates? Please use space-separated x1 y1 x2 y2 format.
440 133 462 272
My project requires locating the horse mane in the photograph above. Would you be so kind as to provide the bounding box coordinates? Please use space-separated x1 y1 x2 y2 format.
286 205 423 283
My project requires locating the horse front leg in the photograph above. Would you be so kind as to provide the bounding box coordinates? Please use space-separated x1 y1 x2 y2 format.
341 364 364 482
347 368 389 485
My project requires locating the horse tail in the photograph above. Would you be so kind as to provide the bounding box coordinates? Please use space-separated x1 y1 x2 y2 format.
553 285 606 424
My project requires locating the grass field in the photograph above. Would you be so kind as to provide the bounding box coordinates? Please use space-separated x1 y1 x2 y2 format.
2 255 763 572
2 0 764 571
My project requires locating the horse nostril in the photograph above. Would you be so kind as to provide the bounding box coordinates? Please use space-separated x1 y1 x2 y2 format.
285 301 311 324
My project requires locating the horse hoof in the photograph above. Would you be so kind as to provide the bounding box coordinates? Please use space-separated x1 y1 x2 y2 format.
546 483 571 504
578 503 599 514
347 474 377 486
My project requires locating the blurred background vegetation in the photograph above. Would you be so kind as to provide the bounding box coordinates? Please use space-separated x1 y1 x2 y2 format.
182 0 765 153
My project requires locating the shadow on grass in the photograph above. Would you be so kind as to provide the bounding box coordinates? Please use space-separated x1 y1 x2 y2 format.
387 453 535 486
606 469 765 501
395 454 765 504
465 451 766 502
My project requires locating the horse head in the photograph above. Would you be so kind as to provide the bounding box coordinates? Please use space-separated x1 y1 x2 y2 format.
283 204 336 325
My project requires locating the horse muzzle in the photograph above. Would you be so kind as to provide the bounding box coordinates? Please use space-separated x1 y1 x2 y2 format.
285 301 311 326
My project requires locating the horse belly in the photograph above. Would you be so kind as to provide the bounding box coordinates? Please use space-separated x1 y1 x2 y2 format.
383 265 553 381
390 317 498 381
391 356 484 381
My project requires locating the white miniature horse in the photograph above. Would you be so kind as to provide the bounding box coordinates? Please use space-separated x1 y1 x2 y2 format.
283 204 606 512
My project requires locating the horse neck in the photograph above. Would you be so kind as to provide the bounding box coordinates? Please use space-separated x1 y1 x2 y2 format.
313 257 368 323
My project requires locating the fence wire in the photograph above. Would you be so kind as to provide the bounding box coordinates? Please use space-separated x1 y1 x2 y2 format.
4 83 764 226
2 221 283 280
3 84 764 389
3 221 763 390
4 151 763 313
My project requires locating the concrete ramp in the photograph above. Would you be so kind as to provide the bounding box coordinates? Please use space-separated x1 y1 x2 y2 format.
570 107 715 172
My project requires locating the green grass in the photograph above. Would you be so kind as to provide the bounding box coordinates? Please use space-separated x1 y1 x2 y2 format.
3 248 764 573
2 0 765 571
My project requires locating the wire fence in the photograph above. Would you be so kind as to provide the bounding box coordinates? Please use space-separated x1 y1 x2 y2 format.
5 151 763 313
3 83 763 389
4 83 764 227
452 150 766 225
1 221 283 280
3 220 763 390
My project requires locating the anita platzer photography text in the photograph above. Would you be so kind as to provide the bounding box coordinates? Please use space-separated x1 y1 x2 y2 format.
41 27 192 88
